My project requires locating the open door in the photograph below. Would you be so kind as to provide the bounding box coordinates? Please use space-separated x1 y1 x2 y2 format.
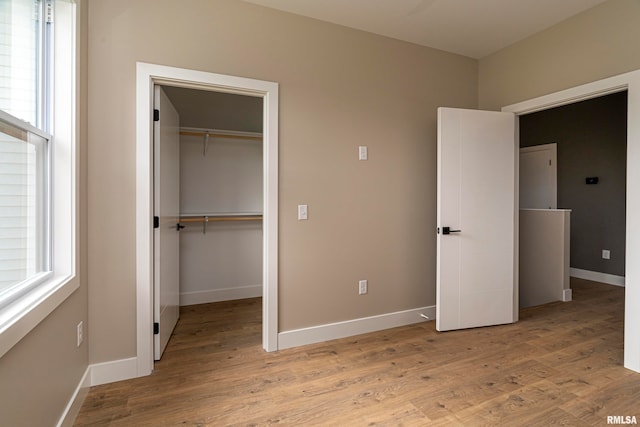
436 107 517 332
153 86 181 359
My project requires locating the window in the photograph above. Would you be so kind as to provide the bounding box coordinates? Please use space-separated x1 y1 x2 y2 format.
0 114 50 303
0 0 52 302
0 0 77 357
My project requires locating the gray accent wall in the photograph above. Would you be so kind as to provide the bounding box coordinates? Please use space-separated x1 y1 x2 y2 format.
519 91 627 276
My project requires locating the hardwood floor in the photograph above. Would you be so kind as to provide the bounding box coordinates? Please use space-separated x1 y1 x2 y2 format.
74 279 640 426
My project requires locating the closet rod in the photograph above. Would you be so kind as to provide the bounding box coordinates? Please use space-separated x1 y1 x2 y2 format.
179 215 263 223
179 130 262 142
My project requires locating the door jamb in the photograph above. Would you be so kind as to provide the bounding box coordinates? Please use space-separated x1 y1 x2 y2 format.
136 62 279 377
502 69 640 372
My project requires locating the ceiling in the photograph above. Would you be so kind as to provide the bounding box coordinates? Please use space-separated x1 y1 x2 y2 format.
162 86 263 132
243 0 607 59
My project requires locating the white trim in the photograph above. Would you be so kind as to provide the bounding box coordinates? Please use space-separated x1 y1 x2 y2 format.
503 68 640 373
89 357 138 387
136 63 279 379
56 366 90 427
278 306 435 350
504 82 629 116
180 285 262 306
562 288 572 302
570 268 625 287
0 274 76 358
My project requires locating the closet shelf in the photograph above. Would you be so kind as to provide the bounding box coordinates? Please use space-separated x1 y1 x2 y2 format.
179 128 263 157
179 130 262 142
179 214 263 223
180 214 262 234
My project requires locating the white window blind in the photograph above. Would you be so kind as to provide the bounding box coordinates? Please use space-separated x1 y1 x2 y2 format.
0 0 40 126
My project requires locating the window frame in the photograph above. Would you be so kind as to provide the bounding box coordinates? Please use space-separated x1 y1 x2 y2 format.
0 0 78 358
0 109 53 307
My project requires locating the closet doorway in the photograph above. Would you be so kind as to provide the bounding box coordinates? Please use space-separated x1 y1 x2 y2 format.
136 63 279 377
154 85 265 360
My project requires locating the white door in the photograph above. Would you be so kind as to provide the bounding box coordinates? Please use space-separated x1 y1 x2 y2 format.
153 86 181 359
520 143 557 209
436 107 517 332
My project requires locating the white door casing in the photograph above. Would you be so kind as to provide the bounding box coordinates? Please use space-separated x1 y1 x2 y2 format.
436 107 518 332
502 70 640 373
520 143 557 209
153 86 181 359
137 62 279 378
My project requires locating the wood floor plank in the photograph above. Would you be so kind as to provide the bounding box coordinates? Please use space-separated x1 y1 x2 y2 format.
453 379 578 426
519 407 585 427
74 279 640 426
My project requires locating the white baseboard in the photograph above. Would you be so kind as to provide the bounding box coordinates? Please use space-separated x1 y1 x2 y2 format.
57 366 91 427
563 288 572 302
278 305 435 350
82 304 435 390
180 285 262 306
58 358 141 425
90 357 138 386
570 268 625 287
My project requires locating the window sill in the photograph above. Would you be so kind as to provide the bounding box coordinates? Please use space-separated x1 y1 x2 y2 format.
0 273 79 358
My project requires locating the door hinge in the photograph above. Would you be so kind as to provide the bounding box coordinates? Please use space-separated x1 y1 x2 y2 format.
153 322 159 335
153 109 160 122
153 216 159 229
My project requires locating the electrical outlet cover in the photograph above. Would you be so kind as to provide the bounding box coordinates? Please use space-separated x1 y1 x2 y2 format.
77 321 84 347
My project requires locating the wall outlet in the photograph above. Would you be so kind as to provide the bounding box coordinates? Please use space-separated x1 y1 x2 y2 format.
77 321 83 347
358 279 368 295
602 249 611 260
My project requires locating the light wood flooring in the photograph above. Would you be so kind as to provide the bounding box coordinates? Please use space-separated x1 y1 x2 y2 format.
75 278 640 426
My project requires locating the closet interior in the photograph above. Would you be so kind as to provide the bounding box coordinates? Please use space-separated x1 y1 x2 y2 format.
162 85 264 315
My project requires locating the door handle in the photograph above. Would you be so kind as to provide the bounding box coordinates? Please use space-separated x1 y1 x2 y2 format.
441 226 461 235
176 223 185 231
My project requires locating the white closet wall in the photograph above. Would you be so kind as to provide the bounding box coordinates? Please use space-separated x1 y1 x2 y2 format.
179 131 263 305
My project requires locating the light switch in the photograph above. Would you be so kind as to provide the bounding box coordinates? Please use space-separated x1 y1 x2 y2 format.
298 204 308 220
359 146 368 161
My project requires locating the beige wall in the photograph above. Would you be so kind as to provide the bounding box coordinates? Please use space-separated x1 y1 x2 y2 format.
479 0 640 110
519 209 570 308
86 0 477 362
0 292 88 425
0 1 89 425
